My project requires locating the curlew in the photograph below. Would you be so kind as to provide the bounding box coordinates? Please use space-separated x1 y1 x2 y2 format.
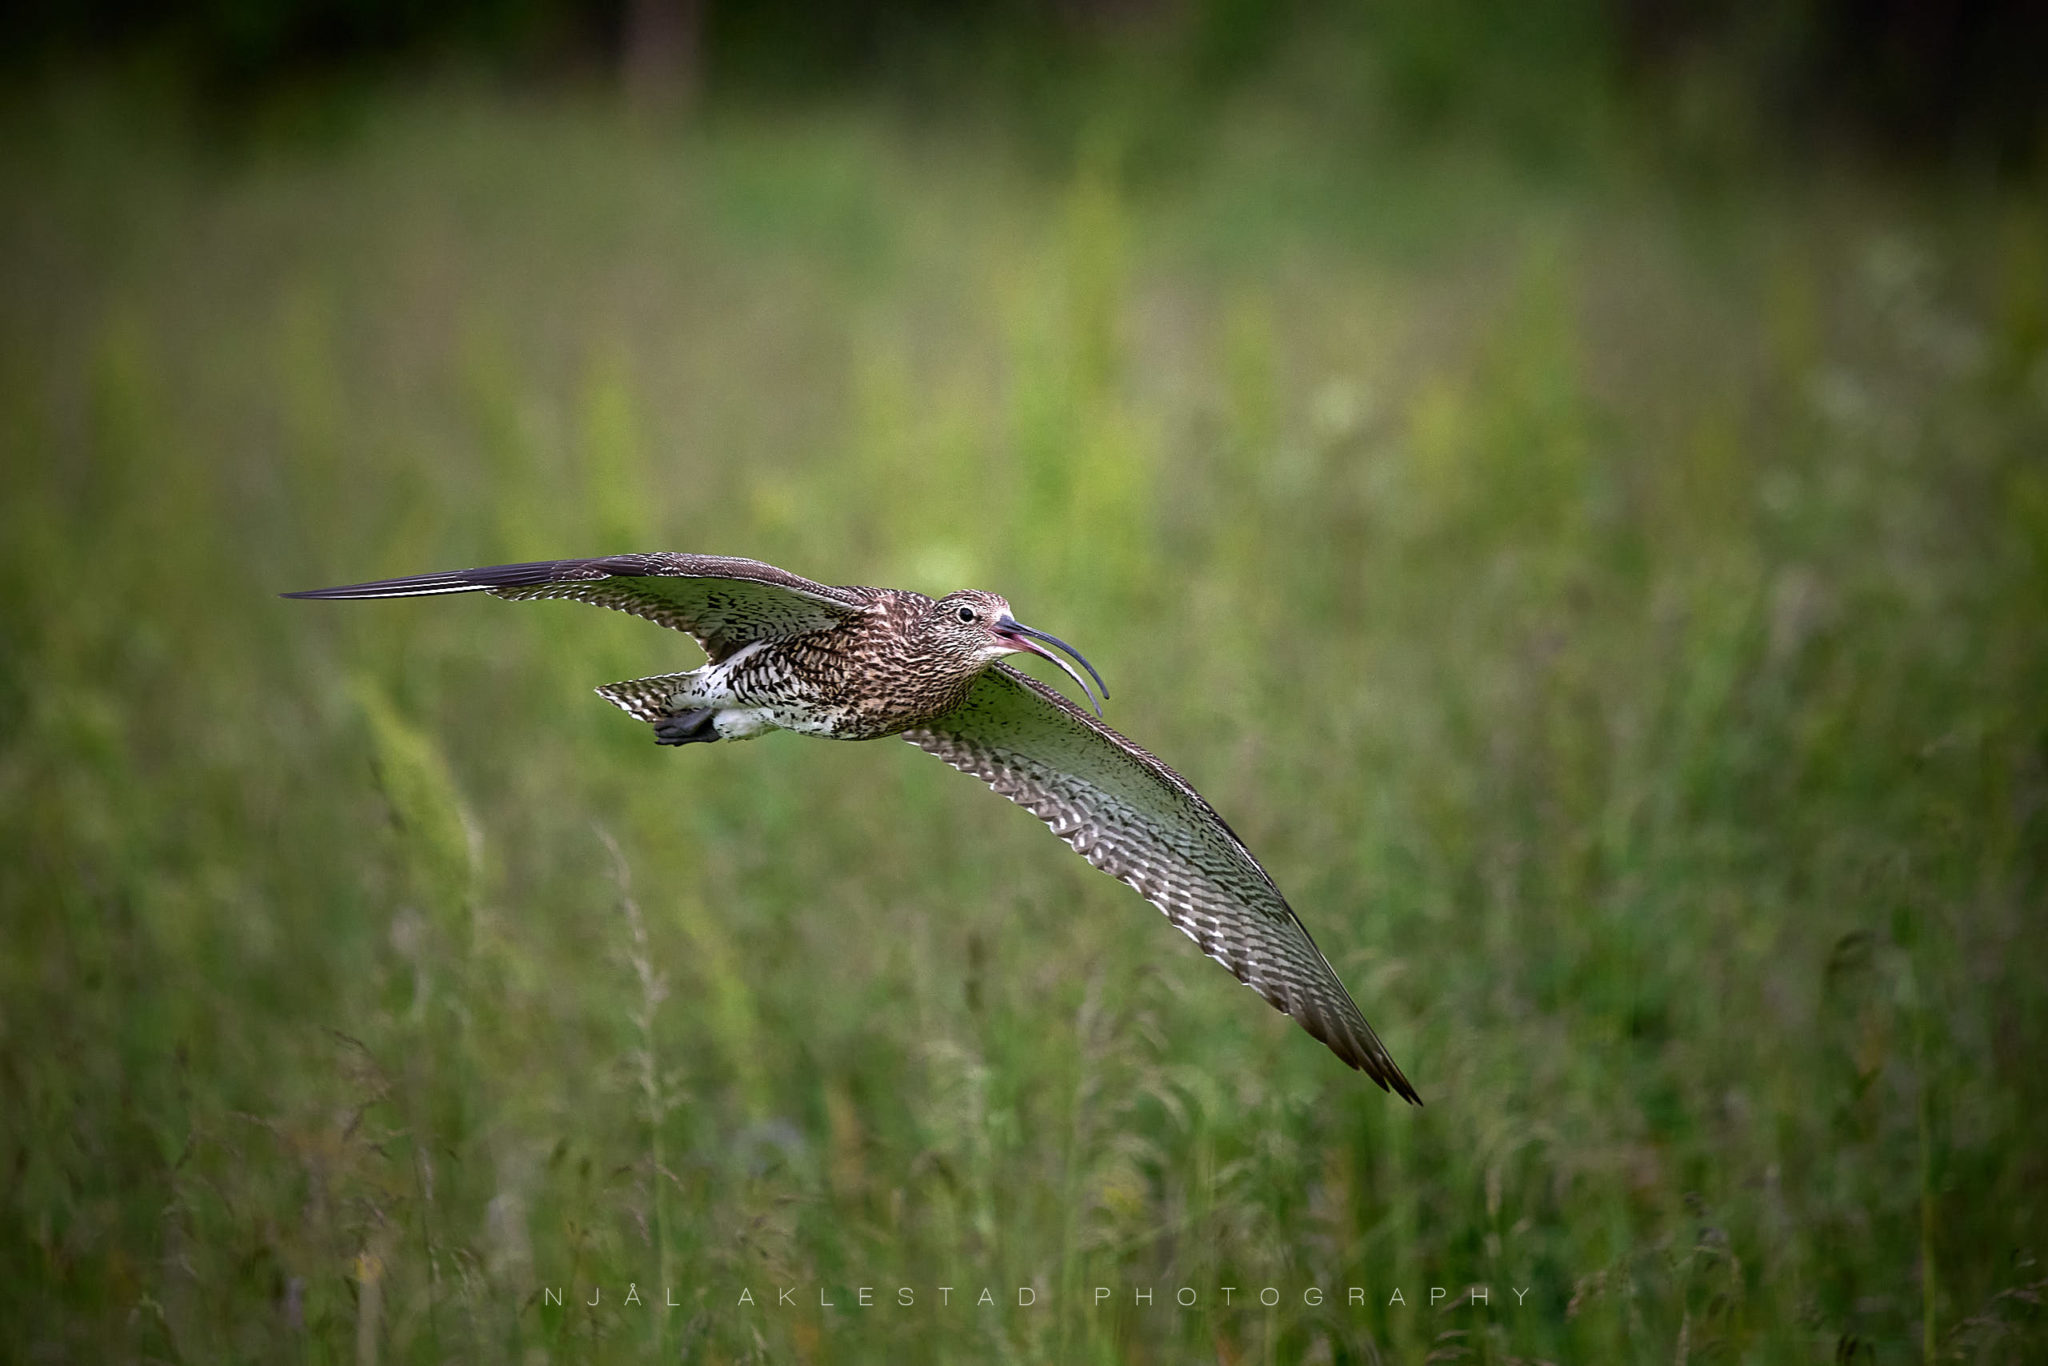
285 553 1418 1100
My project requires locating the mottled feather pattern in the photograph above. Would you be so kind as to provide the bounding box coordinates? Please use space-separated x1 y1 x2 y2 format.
481 554 874 663
906 665 1418 1100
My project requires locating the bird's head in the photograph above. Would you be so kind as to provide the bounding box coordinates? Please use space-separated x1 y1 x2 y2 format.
928 590 1109 715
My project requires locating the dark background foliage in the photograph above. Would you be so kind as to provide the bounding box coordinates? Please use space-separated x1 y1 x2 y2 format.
8 0 2046 165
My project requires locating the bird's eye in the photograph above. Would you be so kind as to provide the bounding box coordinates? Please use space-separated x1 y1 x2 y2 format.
956 606 977 624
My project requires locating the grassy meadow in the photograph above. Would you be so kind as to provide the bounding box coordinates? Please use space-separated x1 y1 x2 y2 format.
2 72 2046 1364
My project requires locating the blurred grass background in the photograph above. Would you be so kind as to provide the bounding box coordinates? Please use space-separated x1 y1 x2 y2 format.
3 2 2047 1362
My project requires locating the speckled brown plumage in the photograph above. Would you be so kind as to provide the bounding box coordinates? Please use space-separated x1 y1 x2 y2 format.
285 553 1419 1099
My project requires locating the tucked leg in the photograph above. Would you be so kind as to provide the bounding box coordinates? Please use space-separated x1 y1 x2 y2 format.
653 708 720 745
598 670 779 745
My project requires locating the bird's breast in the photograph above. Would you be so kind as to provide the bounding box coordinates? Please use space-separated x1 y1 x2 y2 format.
751 633 977 740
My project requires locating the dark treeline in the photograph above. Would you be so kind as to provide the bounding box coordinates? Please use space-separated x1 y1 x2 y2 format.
7 0 2045 166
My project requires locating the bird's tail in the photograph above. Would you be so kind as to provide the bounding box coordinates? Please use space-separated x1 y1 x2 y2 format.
595 672 697 724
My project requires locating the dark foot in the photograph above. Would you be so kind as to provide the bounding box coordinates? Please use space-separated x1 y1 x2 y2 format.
654 708 720 745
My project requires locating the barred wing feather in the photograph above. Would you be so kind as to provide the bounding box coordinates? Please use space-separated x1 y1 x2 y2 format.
282 553 869 662
905 664 1418 1100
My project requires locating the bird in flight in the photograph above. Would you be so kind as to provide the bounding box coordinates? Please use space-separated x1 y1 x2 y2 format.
285 553 1418 1100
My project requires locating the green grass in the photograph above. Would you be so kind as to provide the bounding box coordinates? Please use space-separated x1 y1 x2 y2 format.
2 78 2045 1364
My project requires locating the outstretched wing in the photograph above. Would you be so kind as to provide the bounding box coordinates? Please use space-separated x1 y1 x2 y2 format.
282 553 872 661
904 664 1418 1100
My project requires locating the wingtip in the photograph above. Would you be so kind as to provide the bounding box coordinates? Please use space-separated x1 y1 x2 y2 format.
1333 1026 1421 1103
1375 1052 1423 1105
276 574 483 600
279 586 370 600
1326 1010 1422 1104
1361 1057 1424 1106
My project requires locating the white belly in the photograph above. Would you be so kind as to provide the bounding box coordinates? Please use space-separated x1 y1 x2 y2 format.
661 652 858 741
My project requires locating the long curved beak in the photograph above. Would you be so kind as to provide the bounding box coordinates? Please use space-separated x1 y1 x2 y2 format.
995 615 1109 716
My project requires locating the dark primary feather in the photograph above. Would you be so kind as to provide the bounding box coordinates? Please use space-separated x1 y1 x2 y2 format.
283 554 870 662
905 664 1419 1101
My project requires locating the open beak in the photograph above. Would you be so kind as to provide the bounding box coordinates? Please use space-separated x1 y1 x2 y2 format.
994 615 1109 716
